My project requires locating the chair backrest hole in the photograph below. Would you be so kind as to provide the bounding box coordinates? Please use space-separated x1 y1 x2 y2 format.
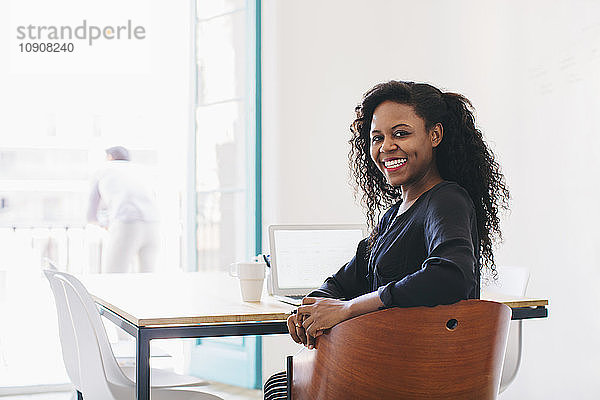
446 318 458 330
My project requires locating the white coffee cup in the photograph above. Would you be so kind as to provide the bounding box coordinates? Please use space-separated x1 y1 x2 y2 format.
229 262 266 302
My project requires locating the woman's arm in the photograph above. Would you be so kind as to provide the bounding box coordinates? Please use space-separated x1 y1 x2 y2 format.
377 185 477 307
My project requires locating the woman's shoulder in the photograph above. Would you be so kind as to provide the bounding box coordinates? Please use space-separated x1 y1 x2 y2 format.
426 181 475 211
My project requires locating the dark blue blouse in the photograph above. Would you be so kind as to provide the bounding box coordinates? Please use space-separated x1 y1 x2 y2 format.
309 181 479 307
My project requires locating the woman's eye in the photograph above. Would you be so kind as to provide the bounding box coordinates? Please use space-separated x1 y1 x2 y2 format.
393 130 410 137
371 136 383 143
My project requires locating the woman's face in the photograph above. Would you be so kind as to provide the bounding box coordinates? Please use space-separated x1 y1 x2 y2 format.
369 101 442 189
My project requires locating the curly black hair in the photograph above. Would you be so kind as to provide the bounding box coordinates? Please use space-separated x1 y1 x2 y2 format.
349 80 510 274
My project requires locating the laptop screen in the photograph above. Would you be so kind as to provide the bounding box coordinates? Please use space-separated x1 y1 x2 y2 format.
269 225 366 292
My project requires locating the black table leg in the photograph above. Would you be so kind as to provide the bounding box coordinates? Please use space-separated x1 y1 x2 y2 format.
136 328 151 400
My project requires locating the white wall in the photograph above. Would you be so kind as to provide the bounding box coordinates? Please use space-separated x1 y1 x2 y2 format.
261 0 600 397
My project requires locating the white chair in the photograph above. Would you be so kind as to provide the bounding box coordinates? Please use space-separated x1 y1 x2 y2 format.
45 259 173 373
44 270 212 396
493 266 530 394
44 269 84 395
53 272 222 400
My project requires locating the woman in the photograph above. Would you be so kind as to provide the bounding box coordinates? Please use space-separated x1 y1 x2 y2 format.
264 80 509 399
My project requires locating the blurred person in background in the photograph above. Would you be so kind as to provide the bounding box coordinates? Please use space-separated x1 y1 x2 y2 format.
87 146 160 273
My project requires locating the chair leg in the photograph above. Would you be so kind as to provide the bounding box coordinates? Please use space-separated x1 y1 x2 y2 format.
77 390 84 400
286 355 293 399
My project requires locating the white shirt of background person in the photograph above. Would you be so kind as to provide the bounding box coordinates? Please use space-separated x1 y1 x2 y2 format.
87 146 160 273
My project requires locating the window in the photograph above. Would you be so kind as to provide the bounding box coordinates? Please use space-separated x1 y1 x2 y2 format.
194 0 259 270
189 0 263 389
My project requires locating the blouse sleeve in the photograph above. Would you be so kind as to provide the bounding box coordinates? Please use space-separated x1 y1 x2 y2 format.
308 237 371 300
377 186 478 307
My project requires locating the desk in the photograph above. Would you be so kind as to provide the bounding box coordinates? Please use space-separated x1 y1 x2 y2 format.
81 272 548 400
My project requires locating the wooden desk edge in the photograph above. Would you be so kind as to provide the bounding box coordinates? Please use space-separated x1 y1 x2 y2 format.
481 296 549 308
139 313 291 327
496 299 548 308
91 294 291 327
91 295 547 328
92 295 141 326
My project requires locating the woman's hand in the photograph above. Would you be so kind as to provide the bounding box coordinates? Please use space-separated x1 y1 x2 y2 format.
295 293 385 348
286 313 308 345
297 297 352 348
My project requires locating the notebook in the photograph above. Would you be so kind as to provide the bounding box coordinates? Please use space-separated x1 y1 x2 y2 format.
268 224 367 306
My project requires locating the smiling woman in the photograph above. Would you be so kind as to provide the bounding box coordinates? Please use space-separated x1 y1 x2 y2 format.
264 80 511 400
349 81 509 273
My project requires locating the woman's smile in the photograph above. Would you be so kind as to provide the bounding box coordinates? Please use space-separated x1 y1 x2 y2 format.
382 157 408 171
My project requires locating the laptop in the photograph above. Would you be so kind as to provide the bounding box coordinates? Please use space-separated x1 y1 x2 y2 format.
268 224 367 306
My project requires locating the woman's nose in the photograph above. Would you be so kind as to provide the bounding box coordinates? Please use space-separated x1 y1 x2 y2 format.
380 136 398 152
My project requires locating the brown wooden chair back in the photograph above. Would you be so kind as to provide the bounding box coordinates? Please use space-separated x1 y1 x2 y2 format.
289 299 511 400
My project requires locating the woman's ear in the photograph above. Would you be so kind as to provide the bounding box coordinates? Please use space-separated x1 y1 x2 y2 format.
430 123 443 148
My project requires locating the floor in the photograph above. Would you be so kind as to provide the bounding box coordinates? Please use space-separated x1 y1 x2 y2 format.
0 381 262 400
